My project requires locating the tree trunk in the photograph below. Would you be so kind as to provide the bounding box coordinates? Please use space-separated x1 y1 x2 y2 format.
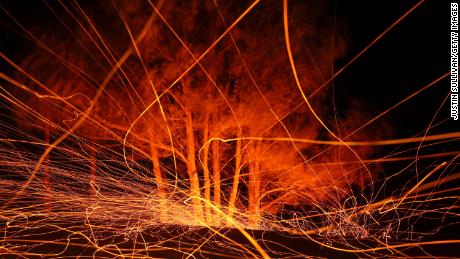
212 140 221 211
149 130 165 196
248 141 261 227
148 130 167 222
227 128 242 218
202 112 212 224
185 108 204 222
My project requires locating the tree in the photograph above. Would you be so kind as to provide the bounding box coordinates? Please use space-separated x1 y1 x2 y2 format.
6 0 371 227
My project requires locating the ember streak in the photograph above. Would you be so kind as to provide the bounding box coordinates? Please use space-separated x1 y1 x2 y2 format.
0 0 459 258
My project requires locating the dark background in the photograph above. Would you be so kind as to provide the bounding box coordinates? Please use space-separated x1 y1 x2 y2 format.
333 0 452 137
